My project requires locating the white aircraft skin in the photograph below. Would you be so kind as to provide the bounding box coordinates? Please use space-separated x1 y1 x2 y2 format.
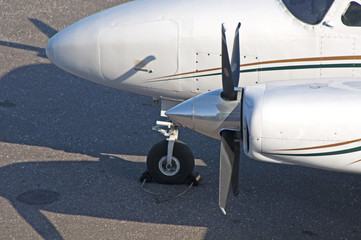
46 0 361 212
46 0 361 102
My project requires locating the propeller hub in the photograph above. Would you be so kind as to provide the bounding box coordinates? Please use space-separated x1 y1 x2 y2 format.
166 89 242 140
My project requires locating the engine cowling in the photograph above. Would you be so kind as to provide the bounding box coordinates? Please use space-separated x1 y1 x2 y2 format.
243 78 361 173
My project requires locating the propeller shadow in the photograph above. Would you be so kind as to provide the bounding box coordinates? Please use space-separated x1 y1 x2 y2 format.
28 18 58 39
0 19 57 58
0 40 46 58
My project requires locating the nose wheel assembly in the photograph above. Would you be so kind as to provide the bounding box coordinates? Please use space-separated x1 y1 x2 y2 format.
140 121 200 202
147 139 194 184
145 121 195 184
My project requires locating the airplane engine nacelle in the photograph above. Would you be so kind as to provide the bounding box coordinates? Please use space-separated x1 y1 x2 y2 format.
243 79 361 174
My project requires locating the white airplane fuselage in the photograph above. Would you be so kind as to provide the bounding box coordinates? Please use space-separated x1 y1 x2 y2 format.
46 0 361 101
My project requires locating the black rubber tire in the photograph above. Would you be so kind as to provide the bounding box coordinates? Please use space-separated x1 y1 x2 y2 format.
147 140 195 184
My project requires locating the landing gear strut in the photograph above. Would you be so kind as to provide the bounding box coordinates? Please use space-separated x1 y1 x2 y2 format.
146 121 195 184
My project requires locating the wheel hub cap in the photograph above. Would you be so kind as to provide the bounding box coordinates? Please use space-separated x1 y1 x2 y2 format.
159 156 180 176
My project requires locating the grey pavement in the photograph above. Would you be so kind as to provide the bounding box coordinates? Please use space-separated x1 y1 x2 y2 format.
1 0 361 239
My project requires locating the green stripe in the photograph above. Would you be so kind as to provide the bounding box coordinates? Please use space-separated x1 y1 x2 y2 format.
268 146 361 157
148 63 361 83
241 63 361 74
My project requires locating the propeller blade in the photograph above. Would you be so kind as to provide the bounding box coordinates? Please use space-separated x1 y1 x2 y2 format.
231 23 241 88
219 130 240 214
219 24 242 214
231 137 240 196
221 24 235 101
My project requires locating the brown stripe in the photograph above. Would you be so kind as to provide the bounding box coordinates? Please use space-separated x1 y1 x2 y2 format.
155 67 222 79
152 55 361 80
349 159 361 165
277 138 361 152
242 55 361 67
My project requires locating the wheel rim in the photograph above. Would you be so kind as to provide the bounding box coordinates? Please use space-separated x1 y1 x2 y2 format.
158 156 180 177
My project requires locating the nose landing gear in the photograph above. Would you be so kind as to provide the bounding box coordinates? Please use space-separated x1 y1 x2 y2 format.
146 121 195 184
140 121 200 203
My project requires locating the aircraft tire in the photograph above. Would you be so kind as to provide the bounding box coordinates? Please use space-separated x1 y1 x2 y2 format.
147 140 194 184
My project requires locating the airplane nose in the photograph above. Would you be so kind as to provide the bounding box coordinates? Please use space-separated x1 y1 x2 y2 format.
45 37 55 63
46 20 102 82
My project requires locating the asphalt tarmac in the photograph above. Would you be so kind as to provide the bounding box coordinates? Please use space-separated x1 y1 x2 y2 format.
1 1 361 239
